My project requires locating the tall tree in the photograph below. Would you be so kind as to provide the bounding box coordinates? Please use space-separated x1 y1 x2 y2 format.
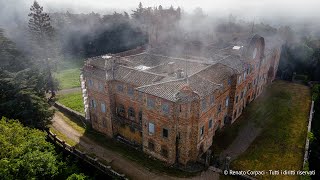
28 1 57 99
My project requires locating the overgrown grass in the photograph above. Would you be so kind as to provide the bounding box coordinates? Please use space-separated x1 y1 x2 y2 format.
50 127 78 146
57 92 85 114
56 111 86 134
55 58 84 89
230 81 310 179
55 68 81 89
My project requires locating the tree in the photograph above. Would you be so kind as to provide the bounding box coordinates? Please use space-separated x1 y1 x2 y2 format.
0 117 59 179
0 69 54 129
28 1 57 99
0 29 30 72
0 28 53 129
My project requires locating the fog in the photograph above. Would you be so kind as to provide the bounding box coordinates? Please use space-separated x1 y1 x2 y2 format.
1 0 320 53
2 0 320 23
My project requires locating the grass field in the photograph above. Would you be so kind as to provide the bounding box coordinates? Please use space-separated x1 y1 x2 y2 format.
57 92 84 114
55 58 84 90
220 81 311 179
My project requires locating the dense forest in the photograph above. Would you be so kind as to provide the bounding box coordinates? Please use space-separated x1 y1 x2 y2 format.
1 0 320 179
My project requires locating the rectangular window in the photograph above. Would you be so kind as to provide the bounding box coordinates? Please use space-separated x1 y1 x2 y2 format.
162 103 170 114
117 84 123 92
238 76 242 84
244 72 247 80
236 96 239 103
148 122 155 134
148 141 155 151
228 78 231 85
162 128 168 138
88 79 93 87
102 118 107 127
210 95 214 105
98 82 104 92
218 104 221 113
241 91 244 99
201 98 207 111
209 119 213 129
138 92 143 101
161 147 168 158
101 102 106 113
127 87 134 96
225 96 229 107
91 99 96 109
147 98 155 109
200 126 204 136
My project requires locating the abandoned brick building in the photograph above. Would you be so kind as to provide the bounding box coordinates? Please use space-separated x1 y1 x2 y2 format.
81 34 282 165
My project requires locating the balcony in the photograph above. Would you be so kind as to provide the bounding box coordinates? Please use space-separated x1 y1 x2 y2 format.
115 115 142 131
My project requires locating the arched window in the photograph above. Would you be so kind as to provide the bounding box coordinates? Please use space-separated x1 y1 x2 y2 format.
118 104 125 116
128 107 135 120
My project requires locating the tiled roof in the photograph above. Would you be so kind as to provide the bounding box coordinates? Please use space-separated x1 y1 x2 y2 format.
113 66 165 86
137 80 187 101
195 63 235 84
219 55 247 73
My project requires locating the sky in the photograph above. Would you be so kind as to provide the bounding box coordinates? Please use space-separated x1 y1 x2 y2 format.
1 0 320 31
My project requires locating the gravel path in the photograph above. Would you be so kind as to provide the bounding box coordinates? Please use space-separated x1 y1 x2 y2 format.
51 112 220 180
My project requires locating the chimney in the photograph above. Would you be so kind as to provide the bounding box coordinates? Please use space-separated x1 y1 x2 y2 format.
176 69 184 79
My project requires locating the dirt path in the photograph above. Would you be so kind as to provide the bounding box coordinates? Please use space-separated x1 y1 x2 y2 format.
51 112 219 180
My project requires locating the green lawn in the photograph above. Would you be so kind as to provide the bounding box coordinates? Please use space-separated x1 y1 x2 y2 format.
224 81 310 179
55 58 84 90
55 68 81 89
57 92 84 114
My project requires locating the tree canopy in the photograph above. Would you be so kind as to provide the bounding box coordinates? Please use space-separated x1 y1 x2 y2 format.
0 117 59 179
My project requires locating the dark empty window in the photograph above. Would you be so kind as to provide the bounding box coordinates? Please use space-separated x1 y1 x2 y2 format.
218 104 221 113
138 111 142 124
241 91 244 99
148 141 155 151
236 96 239 103
102 118 107 127
200 126 204 136
161 147 168 158
118 104 125 115
128 107 135 118
163 128 168 138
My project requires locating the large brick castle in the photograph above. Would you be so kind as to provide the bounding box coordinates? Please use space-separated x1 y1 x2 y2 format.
81 34 282 165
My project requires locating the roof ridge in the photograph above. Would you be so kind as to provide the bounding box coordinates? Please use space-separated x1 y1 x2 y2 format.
119 65 166 77
193 74 223 87
136 78 185 89
144 52 210 64
189 55 232 77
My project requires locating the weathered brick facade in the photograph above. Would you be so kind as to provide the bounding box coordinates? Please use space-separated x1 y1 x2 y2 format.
81 34 282 165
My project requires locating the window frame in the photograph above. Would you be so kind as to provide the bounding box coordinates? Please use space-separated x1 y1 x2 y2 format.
162 128 169 138
148 122 155 135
